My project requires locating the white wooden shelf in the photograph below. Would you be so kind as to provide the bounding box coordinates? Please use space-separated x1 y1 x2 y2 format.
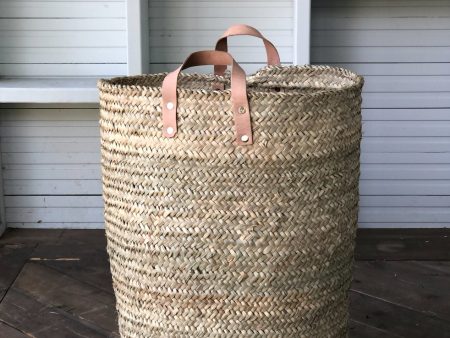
0 77 100 103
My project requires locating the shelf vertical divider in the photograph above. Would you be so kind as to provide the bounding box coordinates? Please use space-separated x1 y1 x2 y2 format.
127 0 150 75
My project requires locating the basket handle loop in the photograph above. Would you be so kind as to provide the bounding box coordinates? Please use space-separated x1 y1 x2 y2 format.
214 24 281 76
161 50 253 146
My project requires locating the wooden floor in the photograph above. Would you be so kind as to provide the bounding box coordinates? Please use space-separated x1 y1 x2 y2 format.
0 229 449 338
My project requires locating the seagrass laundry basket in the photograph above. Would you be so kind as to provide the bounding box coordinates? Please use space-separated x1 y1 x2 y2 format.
98 25 364 338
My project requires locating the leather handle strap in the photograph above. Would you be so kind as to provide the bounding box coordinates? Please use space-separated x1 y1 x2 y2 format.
214 24 281 76
162 50 253 146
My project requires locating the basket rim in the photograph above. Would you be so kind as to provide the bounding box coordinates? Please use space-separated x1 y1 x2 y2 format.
98 64 364 100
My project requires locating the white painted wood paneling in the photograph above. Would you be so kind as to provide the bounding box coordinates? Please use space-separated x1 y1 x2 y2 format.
312 0 450 228
362 138 450 153
0 0 126 77
0 105 102 228
4 0 446 230
0 147 5 235
147 0 294 73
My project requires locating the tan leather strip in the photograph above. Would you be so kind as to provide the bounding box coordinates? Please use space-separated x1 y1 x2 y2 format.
161 50 253 145
214 24 281 76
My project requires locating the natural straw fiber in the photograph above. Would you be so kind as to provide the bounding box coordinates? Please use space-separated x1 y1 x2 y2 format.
98 63 363 337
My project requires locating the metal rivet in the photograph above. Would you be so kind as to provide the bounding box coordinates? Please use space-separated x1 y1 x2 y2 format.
240 135 249 142
166 127 174 135
238 106 246 114
166 102 174 110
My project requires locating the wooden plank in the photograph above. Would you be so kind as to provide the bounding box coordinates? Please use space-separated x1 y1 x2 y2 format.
0 244 35 299
312 30 450 47
327 63 450 76
360 195 450 207
11 263 118 335
414 260 450 274
350 290 450 338
361 153 450 164
359 180 450 196
0 31 127 48
149 5 291 17
7 222 104 229
0 322 29 338
5 196 103 208
2 165 101 180
3 180 101 195
149 1 292 9
0 288 112 338
58 229 108 247
0 63 126 77
362 138 450 153
355 228 450 260
349 320 402 338
362 76 450 93
2 141 100 153
5 207 104 223
359 222 449 229
352 260 450 321
1 103 97 109
313 0 450 7
312 16 450 30
363 109 450 121
0 108 99 121
312 46 450 63
149 18 293 31
362 92 450 109
2 152 101 165
363 121 450 136
0 18 125 31
0 1 125 18
6 0 122 2
0 47 126 63
0 228 63 245
313 6 450 18
359 207 450 223
0 143 5 236
0 126 99 138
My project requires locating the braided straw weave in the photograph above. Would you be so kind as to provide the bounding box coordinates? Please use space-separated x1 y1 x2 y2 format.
98 64 363 338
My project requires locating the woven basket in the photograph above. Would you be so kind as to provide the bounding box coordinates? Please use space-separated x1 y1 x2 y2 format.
99 26 363 338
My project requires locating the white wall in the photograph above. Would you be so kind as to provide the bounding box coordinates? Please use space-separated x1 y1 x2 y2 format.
147 0 294 73
0 105 103 228
2 0 448 229
0 0 127 77
312 0 450 228
0 0 125 229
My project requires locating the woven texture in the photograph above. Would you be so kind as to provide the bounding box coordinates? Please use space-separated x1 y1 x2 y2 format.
98 65 364 338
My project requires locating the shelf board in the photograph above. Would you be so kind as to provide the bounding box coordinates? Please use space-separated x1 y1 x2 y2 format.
0 77 100 103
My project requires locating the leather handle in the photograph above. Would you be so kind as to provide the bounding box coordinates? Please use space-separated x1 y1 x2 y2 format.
214 24 281 76
161 50 253 146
